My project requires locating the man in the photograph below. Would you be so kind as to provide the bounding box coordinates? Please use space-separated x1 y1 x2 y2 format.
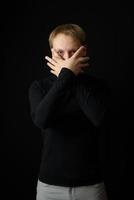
28 24 110 200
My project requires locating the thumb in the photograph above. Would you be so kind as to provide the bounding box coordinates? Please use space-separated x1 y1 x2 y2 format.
72 46 86 58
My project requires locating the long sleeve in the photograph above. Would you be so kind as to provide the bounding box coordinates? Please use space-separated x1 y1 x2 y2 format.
28 70 110 186
28 68 76 130
74 75 110 127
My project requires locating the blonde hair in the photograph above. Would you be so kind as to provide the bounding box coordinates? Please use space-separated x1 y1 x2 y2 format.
48 23 86 48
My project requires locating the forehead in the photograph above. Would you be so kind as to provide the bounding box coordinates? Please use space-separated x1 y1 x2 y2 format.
52 33 81 50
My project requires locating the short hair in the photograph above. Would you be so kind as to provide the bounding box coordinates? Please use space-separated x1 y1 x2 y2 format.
48 23 87 48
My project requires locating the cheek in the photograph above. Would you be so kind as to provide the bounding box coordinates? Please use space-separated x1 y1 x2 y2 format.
51 50 56 58
50 49 53 57
52 52 55 58
70 52 75 57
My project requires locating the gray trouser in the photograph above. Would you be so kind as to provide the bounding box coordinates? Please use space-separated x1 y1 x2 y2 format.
36 179 108 200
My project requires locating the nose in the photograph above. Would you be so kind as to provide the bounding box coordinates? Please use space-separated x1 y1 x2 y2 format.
63 52 70 60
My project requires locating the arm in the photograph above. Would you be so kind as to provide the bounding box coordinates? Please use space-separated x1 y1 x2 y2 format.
28 68 76 130
74 76 110 127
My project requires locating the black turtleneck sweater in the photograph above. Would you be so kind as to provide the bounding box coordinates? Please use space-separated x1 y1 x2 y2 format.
28 67 110 187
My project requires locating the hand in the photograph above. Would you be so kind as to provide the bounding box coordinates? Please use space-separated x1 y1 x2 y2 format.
45 46 90 77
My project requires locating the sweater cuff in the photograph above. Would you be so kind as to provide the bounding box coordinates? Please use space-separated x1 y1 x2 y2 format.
58 67 76 81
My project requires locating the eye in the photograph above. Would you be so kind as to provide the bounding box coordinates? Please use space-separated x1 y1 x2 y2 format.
57 51 64 55
70 50 76 55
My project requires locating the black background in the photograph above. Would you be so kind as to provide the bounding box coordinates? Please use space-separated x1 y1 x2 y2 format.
3 1 133 200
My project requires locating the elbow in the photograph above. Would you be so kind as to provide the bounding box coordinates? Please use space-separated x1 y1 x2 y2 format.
35 117 45 130
31 112 47 130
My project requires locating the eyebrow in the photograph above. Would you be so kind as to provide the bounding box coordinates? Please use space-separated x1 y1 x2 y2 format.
55 48 77 52
56 49 64 51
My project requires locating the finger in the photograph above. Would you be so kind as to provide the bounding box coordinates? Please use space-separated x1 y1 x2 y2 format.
50 70 55 74
80 56 90 63
46 62 56 70
80 63 90 68
50 70 58 77
45 56 57 66
53 55 62 61
51 56 59 63
72 46 86 58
